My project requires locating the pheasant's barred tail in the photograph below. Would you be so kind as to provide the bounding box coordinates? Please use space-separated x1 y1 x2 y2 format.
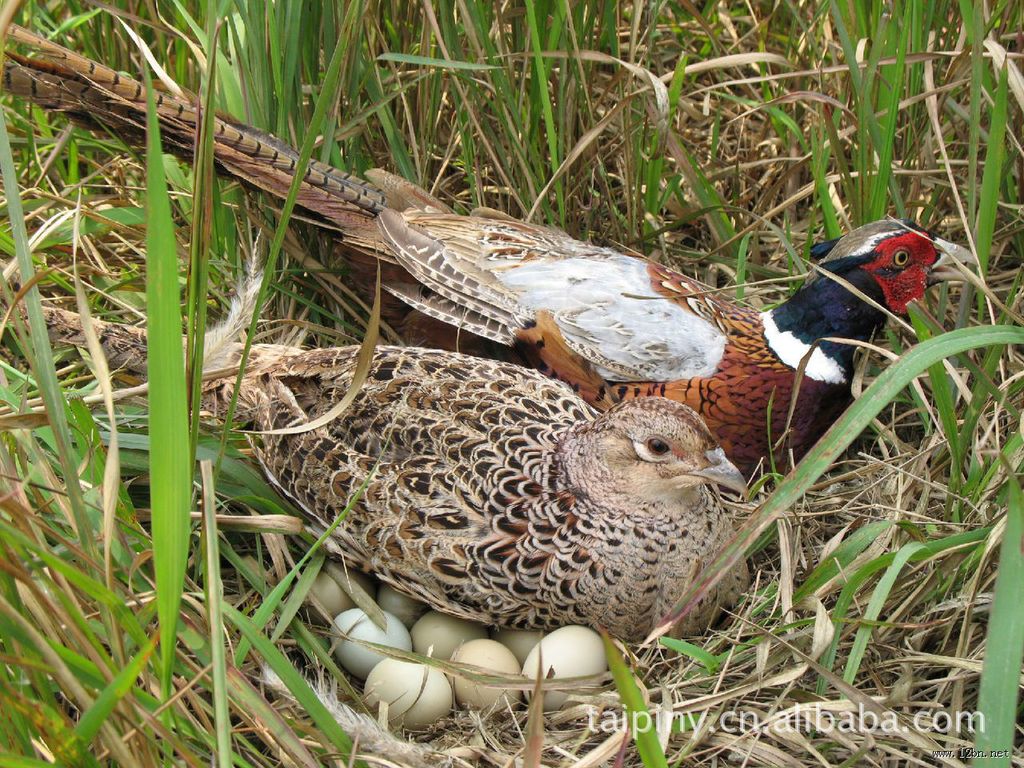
41 307 151 375
38 272 257 379
2 25 386 228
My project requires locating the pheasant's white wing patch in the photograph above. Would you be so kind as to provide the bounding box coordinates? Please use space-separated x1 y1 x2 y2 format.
501 255 727 381
382 210 728 381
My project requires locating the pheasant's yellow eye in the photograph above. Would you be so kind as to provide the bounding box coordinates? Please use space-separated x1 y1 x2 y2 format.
892 249 910 267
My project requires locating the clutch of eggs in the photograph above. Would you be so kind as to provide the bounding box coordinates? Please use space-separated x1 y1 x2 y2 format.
306 572 609 726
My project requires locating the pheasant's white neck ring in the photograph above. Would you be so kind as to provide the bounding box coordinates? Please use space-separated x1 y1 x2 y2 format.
760 312 848 384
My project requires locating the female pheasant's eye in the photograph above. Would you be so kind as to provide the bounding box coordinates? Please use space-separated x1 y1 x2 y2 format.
892 248 910 267
646 437 671 456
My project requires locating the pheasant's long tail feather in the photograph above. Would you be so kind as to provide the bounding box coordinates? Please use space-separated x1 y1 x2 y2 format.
2 25 386 229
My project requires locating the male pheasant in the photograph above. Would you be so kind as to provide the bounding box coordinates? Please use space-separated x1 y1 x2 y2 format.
42 306 749 642
374 214 974 476
3 25 975 475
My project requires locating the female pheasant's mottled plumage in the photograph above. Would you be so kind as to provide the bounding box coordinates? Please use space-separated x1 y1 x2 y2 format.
44 309 749 641
4 26 975 477
229 347 749 640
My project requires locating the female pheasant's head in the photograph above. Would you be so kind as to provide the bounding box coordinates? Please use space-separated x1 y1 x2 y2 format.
808 219 974 315
563 399 747 508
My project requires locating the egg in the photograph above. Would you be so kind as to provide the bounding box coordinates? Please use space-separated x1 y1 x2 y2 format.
450 639 523 710
323 564 377 601
411 611 488 660
521 625 608 710
377 583 428 628
363 659 453 729
309 565 377 620
492 627 544 666
333 608 412 678
309 571 355 617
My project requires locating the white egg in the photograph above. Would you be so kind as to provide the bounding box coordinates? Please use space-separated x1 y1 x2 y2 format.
323 563 377 601
411 611 488 660
333 608 412 678
521 625 608 710
492 627 544 666
450 639 523 710
309 571 354 617
364 659 453 729
377 583 428 628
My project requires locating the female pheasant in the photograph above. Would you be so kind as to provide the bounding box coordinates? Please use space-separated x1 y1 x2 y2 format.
42 307 749 642
4 26 975 475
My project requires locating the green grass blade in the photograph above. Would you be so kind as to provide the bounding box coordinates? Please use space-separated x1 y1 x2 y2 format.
975 65 1008 273
524 0 564 223
0 86 93 561
602 633 669 768
866 3 910 219
222 605 357 759
141 64 193 696
842 542 925 683
815 528 991 694
183 6 224 465
657 638 721 675
200 461 231 768
974 468 1024 765
792 521 893 602
73 637 156 743
215 16 355 468
376 52 498 71
959 0 985 227
909 309 961 488
221 667 323 767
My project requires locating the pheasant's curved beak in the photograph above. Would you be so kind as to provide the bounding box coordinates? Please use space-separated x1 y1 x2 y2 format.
929 238 977 284
689 448 747 496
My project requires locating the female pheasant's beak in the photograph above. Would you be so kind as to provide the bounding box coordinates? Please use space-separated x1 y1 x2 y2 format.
689 448 747 496
929 238 977 284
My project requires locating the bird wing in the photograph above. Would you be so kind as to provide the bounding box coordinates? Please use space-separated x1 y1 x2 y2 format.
378 209 733 383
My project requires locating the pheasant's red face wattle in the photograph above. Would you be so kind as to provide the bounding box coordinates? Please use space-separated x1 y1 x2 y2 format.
861 231 940 314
